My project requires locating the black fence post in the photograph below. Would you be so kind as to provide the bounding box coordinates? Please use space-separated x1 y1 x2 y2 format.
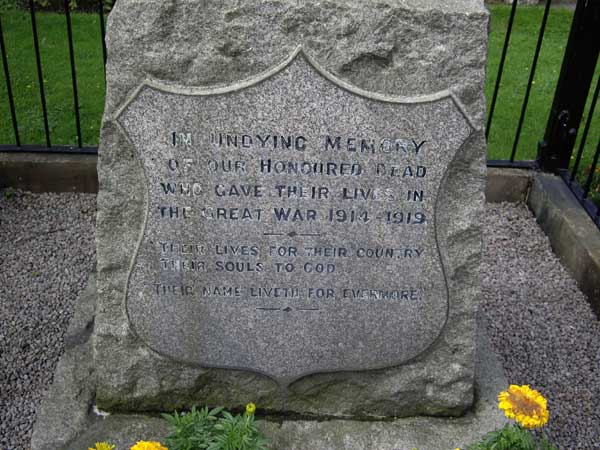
538 0 600 173
64 0 82 148
486 0 518 141
0 15 20 147
30 0 52 147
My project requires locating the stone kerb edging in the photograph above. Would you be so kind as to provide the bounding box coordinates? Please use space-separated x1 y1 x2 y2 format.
527 173 600 316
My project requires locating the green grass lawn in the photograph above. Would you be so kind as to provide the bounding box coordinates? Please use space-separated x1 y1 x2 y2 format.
0 9 105 146
486 4 600 170
0 5 599 185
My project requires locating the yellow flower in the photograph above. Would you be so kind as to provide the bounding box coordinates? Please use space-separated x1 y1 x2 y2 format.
88 443 115 450
129 441 168 450
245 402 257 415
498 384 549 429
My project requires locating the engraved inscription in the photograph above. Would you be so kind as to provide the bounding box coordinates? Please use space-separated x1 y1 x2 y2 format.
117 49 474 383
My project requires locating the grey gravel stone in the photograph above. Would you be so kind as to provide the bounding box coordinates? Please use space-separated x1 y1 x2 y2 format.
1 195 599 450
30 273 97 450
0 188 96 450
482 202 600 450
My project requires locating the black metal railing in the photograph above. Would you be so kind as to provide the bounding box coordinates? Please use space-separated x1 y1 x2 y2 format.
486 0 517 142
486 0 600 228
29 0 50 147
486 0 553 166
0 0 106 153
0 12 19 148
539 0 600 227
65 0 82 148
561 70 600 226
1 0 600 226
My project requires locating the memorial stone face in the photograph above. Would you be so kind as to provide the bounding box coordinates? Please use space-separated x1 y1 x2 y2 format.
95 0 489 418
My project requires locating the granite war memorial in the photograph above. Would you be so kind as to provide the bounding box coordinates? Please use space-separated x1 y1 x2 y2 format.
32 1 508 448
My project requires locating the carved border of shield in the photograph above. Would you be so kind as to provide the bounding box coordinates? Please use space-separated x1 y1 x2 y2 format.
113 46 478 385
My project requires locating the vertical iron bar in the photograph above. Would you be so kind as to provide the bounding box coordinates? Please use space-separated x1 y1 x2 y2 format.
510 0 552 162
65 0 82 147
570 74 600 183
0 15 20 147
29 0 51 147
98 0 107 70
582 138 600 199
486 0 519 140
538 0 600 172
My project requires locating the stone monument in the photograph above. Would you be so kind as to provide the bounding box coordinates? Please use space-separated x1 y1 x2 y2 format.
93 0 489 417
33 1 509 449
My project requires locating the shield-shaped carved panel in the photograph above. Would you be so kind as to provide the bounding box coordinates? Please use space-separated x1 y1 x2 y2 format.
116 48 475 384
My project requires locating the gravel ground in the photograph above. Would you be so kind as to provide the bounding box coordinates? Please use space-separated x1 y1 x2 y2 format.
482 202 600 449
0 191 598 449
0 189 96 450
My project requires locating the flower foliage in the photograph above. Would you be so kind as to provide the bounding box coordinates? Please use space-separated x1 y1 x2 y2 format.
466 424 557 450
130 441 168 450
163 404 268 450
465 384 556 450
88 443 115 450
498 384 549 429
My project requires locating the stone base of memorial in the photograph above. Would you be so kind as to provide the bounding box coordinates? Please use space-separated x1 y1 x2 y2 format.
91 0 490 418
32 0 504 448
31 274 507 450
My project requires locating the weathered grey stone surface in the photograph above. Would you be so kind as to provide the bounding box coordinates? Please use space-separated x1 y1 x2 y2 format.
32 275 506 450
117 52 473 384
95 0 488 416
31 274 97 450
485 168 532 203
